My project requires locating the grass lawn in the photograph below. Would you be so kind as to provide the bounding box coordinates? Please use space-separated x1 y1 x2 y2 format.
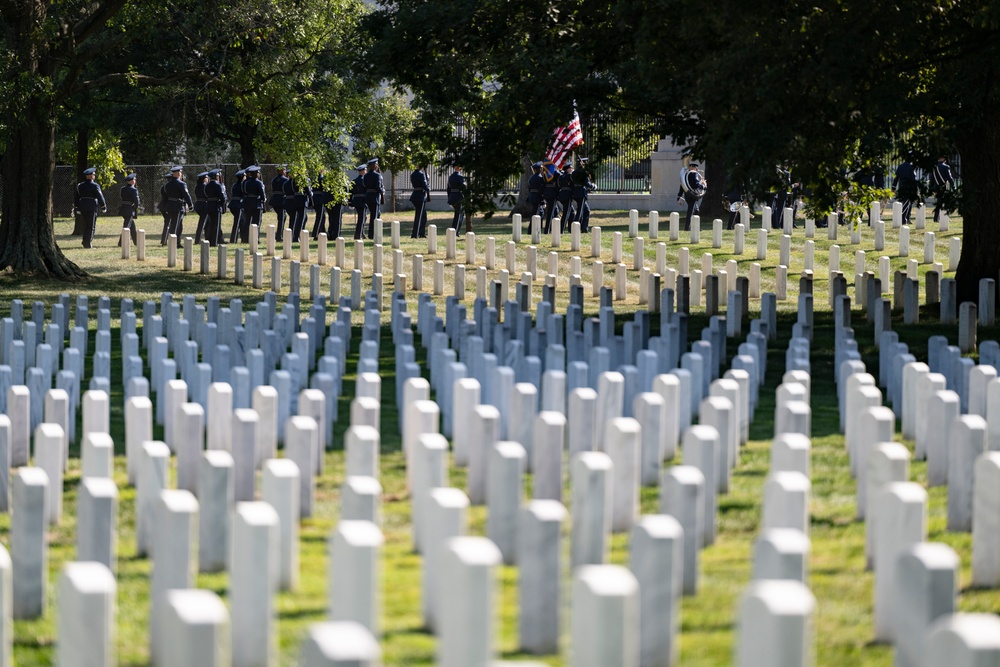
0 206 995 665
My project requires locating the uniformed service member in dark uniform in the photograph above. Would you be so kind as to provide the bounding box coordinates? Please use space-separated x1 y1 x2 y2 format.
723 186 744 230
930 155 955 223
892 159 920 224
117 172 140 247
677 162 707 232
410 164 431 238
571 157 595 232
270 166 290 235
161 165 193 245
542 164 560 233
327 180 350 240
75 167 107 249
193 171 210 243
362 158 384 240
241 165 267 235
352 164 368 240
772 164 792 228
556 162 575 233
279 171 298 241
285 174 312 242
204 169 227 246
228 169 246 243
447 165 467 231
313 171 348 240
527 162 545 225
310 171 330 239
158 171 171 241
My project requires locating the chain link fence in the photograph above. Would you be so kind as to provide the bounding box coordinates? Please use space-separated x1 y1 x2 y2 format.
45 144 957 218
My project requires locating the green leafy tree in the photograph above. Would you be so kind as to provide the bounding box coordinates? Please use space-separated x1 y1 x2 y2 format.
618 0 1000 302
373 0 1000 300
0 0 220 277
142 0 381 174
0 0 376 277
364 0 630 217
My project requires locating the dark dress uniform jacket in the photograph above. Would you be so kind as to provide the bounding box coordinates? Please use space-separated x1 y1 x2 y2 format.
205 180 227 210
352 175 367 207
194 181 209 215
571 169 593 200
163 178 193 212
447 172 466 205
119 184 140 216
932 163 954 188
270 175 289 208
363 171 384 202
75 180 106 213
893 162 920 200
557 172 573 204
242 177 266 210
410 170 430 204
527 173 545 207
229 179 245 212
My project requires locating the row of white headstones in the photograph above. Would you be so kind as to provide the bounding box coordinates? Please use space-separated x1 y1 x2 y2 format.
0 274 998 665
118 203 963 313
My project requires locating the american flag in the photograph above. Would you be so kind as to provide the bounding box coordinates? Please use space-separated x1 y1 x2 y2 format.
544 110 584 167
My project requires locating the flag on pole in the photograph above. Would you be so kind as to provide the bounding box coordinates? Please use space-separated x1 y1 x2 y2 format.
544 109 584 168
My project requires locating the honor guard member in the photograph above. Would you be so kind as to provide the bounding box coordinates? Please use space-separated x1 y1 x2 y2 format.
723 186 743 230
117 172 140 247
228 169 247 243
286 175 312 242
241 165 267 234
162 165 193 245
571 157 595 232
158 171 171 242
852 164 876 188
542 163 561 233
527 162 545 226
204 169 227 246
280 170 299 242
193 171 210 243
556 161 575 233
931 155 955 223
329 179 351 240
315 172 348 240
772 164 792 228
75 167 107 249
410 164 431 238
282 173 298 241
892 158 920 224
351 164 368 240
363 158 384 239
677 162 707 231
447 164 467 231
310 170 329 239
270 166 290 234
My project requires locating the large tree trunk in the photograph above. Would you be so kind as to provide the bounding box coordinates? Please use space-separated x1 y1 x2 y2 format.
237 123 258 167
71 126 89 235
953 117 1000 309
0 101 87 279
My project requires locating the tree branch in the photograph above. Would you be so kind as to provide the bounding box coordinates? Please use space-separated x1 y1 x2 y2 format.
72 0 128 44
74 69 234 95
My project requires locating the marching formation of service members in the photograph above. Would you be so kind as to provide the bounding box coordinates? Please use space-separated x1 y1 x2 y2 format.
69 157 594 248
529 156 596 236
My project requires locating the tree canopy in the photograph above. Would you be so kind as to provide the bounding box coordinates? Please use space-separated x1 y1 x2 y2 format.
0 0 384 276
370 0 1000 297
364 0 631 214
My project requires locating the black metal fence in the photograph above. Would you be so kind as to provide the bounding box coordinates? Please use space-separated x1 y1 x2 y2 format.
576 114 658 193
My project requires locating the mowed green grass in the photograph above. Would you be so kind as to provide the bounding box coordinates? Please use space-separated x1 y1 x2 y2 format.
0 208 995 665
